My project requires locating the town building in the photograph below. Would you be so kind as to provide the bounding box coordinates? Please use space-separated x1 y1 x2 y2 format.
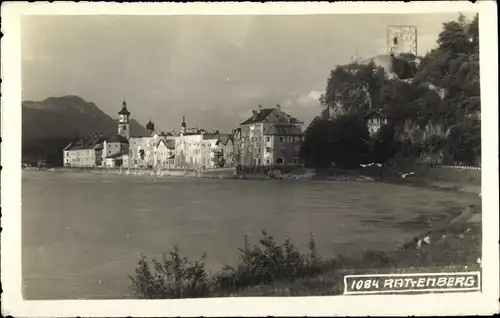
173 117 234 169
63 134 105 168
365 110 388 136
154 139 176 169
214 135 235 168
236 104 305 166
63 100 132 168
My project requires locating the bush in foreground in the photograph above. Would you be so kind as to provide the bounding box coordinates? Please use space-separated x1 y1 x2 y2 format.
129 231 324 299
129 246 210 299
130 221 481 298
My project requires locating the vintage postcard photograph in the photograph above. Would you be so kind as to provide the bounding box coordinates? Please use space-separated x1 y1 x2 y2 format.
1 1 499 317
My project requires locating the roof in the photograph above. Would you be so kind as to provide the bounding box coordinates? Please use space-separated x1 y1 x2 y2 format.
215 135 233 146
106 134 129 143
265 126 304 136
239 107 303 126
202 133 220 140
105 153 125 159
365 109 386 119
240 108 275 125
156 139 175 150
64 135 106 151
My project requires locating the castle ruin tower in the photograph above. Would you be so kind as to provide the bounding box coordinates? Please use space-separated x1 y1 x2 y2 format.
118 100 131 139
386 25 418 57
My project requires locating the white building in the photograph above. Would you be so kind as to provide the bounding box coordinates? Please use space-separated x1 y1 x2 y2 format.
365 110 388 136
174 117 231 169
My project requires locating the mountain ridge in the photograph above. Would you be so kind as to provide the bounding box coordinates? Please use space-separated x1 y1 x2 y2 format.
21 95 148 165
22 95 148 140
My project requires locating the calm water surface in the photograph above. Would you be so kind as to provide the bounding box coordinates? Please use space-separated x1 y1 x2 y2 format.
22 171 478 299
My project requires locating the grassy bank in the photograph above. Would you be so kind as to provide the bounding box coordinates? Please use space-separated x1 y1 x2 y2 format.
129 205 481 298
329 165 481 195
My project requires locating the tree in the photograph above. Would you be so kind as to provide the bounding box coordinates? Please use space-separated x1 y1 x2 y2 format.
445 118 481 166
414 13 479 127
300 115 370 169
322 62 386 116
372 124 399 164
299 118 334 168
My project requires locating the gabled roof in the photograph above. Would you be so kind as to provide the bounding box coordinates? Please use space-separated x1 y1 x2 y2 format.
65 135 106 151
265 126 304 136
215 134 233 146
365 109 386 119
63 143 73 151
156 139 175 150
106 134 129 143
240 108 275 125
240 107 304 126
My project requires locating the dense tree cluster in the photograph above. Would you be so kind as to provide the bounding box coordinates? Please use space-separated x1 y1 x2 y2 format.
300 115 370 169
301 13 481 168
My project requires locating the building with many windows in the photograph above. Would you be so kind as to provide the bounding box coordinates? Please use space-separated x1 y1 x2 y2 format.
236 104 304 166
174 116 232 169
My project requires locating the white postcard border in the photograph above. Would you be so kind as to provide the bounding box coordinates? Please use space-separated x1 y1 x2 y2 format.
1 1 498 317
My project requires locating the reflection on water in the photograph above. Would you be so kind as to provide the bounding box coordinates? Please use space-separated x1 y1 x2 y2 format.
22 171 478 299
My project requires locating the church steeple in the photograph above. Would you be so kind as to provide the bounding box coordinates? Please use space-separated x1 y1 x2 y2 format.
146 116 155 136
119 100 130 116
180 115 187 134
118 100 130 139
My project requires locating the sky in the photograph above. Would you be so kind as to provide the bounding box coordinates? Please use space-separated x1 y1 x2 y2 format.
21 12 476 133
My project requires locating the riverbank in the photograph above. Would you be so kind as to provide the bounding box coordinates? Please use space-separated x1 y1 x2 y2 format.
130 205 481 298
25 164 481 195
230 205 481 297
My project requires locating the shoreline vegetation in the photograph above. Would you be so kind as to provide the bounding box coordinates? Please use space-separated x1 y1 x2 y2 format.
129 205 481 298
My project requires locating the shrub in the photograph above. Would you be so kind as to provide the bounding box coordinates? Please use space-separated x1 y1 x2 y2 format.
213 231 324 292
129 246 210 299
130 232 326 298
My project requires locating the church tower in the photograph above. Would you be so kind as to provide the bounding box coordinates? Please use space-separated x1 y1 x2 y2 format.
180 115 187 134
118 100 131 139
146 117 155 136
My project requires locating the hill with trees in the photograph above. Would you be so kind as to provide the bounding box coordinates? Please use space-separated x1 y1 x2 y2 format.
301 13 480 169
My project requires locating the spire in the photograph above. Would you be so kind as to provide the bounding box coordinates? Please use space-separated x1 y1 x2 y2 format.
119 99 130 115
146 117 155 132
181 115 186 127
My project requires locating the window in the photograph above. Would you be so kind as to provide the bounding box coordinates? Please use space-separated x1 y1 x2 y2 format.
276 158 284 164
279 137 284 143
266 136 270 142
266 159 270 164
257 148 261 154
123 126 127 131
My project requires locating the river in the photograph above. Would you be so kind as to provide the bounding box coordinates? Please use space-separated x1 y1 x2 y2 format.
21 170 478 299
